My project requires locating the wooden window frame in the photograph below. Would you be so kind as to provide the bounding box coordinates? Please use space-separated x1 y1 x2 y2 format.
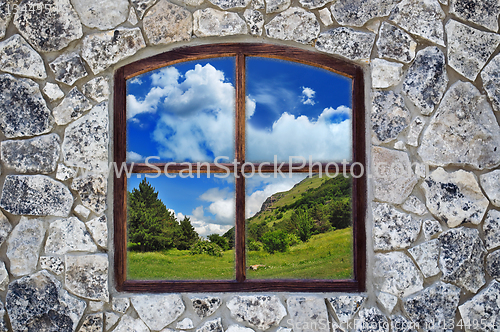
114 43 366 293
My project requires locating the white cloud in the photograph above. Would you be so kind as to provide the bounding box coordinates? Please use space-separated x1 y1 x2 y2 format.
301 86 316 105
127 151 144 162
129 77 143 85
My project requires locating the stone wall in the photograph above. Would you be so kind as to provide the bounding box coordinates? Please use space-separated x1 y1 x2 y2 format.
0 0 499 331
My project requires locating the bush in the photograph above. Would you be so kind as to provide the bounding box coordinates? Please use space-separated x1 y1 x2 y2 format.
287 234 301 246
207 234 230 251
261 230 290 254
247 240 263 251
190 240 223 257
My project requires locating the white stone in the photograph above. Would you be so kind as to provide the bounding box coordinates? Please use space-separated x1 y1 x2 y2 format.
252 0 265 9
373 251 424 298
265 7 319 44
131 294 185 331
65 254 109 301
376 292 397 314
131 0 158 19
393 141 406 150
389 0 445 46
45 217 97 255
376 22 416 64
389 315 415 332
0 34 46 79
82 76 110 103
86 215 108 249
372 147 418 205
371 59 403 88
266 0 290 13
193 8 247 37
354 308 388 332
402 196 427 216
486 249 500 280
53 88 93 126
0 261 8 291
418 81 500 170
299 0 332 9
327 295 366 324
128 6 138 25
482 54 500 112
114 315 149 332
82 28 146 75
6 217 45 276
227 295 287 330
0 210 11 248
406 117 424 147
72 174 108 215
105 312 121 331
71 0 129 30
227 325 254 332
316 27 375 62
244 9 264 36
422 168 489 228
413 163 427 179
480 170 500 207
332 0 400 28
287 297 329 332
143 0 192 45
89 301 103 312
408 240 440 278
56 164 76 181
458 280 500 331
39 256 65 275
112 297 130 314
318 8 333 26
196 318 223 332
371 91 411 145
191 296 222 318
43 83 64 101
74 205 91 220
78 313 103 332
422 219 442 241
49 52 88 86
446 20 500 81
0 0 16 40
177 318 194 329
483 210 500 251
209 0 251 9
372 203 421 251
450 0 500 32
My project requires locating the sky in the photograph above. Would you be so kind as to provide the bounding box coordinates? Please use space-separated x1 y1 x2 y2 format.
126 57 352 237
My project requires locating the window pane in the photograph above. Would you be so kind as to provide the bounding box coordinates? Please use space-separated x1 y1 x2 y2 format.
245 173 353 280
127 174 235 280
245 57 353 163
126 58 236 163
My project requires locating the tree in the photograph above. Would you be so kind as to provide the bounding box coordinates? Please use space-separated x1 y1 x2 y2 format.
261 230 290 254
223 227 235 248
290 209 313 242
207 233 230 251
176 216 199 250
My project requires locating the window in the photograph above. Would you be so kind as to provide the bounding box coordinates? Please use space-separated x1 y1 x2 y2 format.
114 43 366 292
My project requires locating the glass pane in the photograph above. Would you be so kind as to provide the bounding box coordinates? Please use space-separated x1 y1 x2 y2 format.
127 174 235 280
126 57 236 163
245 173 353 280
246 57 353 163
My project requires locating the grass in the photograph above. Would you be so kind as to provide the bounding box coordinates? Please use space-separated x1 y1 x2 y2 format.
127 227 353 280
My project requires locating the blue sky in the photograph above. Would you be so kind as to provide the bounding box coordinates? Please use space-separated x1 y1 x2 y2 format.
126 57 352 236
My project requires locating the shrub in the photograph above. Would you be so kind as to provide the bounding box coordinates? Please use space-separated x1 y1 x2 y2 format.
287 234 301 246
261 230 290 254
207 234 230 251
190 240 223 257
248 240 263 251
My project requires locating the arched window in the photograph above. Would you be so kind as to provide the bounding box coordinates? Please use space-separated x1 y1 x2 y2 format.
114 43 366 292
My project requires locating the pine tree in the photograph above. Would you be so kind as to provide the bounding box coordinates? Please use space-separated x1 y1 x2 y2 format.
175 216 199 250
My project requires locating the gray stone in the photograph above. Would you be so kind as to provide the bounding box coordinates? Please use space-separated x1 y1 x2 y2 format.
371 59 403 88
191 296 222 318
88 301 103 312
402 195 427 216
244 9 264 36
112 297 130 314
450 0 500 32
422 168 489 228
374 251 424 297
413 162 427 179
389 0 445 46
53 87 92 125
6 217 45 276
208 0 251 9
318 8 333 26
196 318 223 332
390 315 417 332
43 83 64 101
487 250 500 280
480 170 500 207
45 217 97 255
287 297 329 332
0 301 7 332
78 313 103 332
56 164 76 181
131 0 158 19
406 117 424 147
227 295 287 330
446 20 500 81
143 0 192 45
354 308 389 332
114 316 149 332
0 211 11 249
330 322 345 332
82 28 146 75
86 215 108 249
131 294 185 330
0 0 17 40
419 81 500 170
482 54 500 112
226 325 254 332
128 6 138 25
65 254 109 301
372 147 417 204
376 22 416 64
299 0 332 9
74 205 90 220
71 174 108 215
82 76 110 102
315 27 375 62
266 0 290 13
331 0 400 27
408 240 440 278
376 292 397 314
71 0 129 30
265 7 319 44
1 133 60 173
0 175 73 217
177 318 194 329
439 227 486 293
0 261 8 291
193 8 247 37
39 256 65 275
483 210 500 250
402 281 461 332
372 202 421 251
0 34 46 79
371 91 410 145
13 0 83 52
62 102 109 173
252 0 264 9
49 52 88 86
6 270 86 332
403 47 448 116
327 295 366 324
104 312 120 331
458 280 500 332
0 74 53 138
